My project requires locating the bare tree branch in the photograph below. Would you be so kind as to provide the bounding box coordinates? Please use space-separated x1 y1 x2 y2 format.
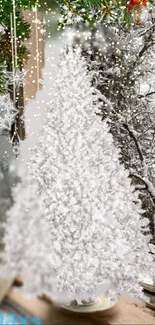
122 123 144 163
135 185 147 191
139 91 155 98
139 24 155 37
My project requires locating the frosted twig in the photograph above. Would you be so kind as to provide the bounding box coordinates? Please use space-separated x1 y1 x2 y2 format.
130 169 155 202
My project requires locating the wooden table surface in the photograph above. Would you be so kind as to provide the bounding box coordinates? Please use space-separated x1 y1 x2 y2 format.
0 277 154 325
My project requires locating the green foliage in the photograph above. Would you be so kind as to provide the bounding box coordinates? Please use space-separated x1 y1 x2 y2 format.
39 0 57 10
57 0 126 28
57 0 154 28
15 11 31 40
0 0 36 20
0 0 36 92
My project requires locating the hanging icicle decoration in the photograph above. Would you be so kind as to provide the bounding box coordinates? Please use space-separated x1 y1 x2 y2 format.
10 0 21 157
35 3 40 93
32 2 41 92
10 11 16 102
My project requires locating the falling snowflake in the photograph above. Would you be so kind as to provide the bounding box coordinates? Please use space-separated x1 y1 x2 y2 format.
0 94 18 133
32 18 42 25
75 15 83 23
40 28 46 35
4 68 27 90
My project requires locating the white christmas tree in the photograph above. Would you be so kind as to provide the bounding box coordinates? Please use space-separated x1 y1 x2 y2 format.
0 48 154 304
0 174 58 299
27 48 154 301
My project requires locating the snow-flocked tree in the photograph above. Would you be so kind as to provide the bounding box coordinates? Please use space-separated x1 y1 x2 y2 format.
28 48 154 301
0 48 154 304
0 175 58 299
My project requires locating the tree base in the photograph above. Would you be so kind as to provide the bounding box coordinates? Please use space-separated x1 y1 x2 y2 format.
60 296 118 314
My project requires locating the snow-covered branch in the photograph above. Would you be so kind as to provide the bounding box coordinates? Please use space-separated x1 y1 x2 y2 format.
130 169 155 202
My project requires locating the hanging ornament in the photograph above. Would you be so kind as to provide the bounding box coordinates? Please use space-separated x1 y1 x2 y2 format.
4 68 27 91
0 94 18 133
128 0 147 8
128 0 148 25
12 141 21 158
130 4 148 25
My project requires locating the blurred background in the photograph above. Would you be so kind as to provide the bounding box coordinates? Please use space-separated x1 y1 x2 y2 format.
0 2 65 248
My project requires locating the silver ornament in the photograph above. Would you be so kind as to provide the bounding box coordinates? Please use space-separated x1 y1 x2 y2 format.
131 4 148 25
